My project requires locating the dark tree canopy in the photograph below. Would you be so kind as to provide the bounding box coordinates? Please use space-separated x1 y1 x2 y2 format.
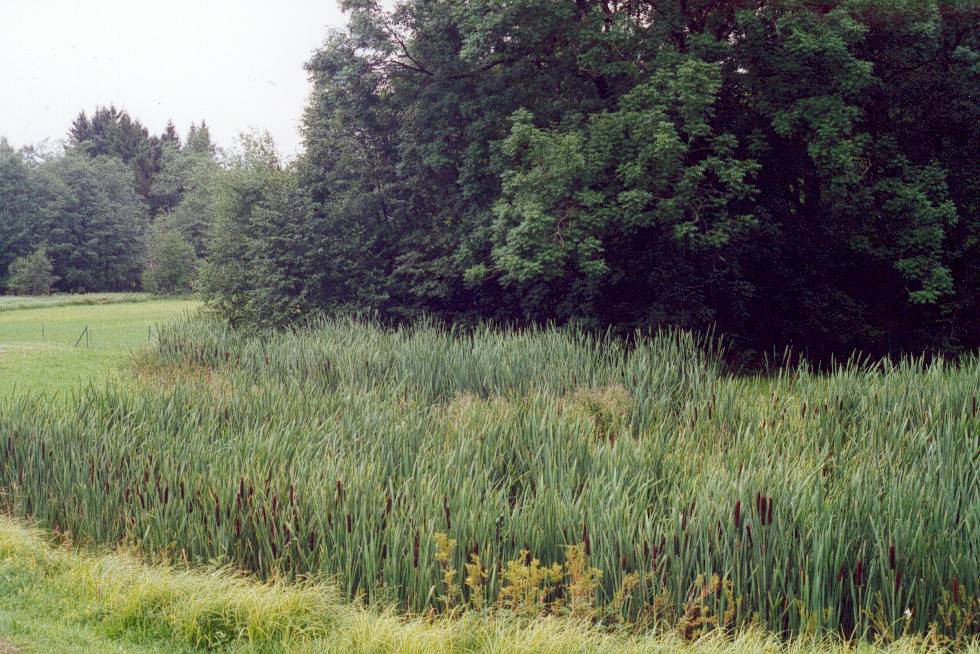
69 105 163 201
2 117 217 294
150 121 221 256
0 139 43 281
201 0 976 361
2 2 975 361
38 154 148 292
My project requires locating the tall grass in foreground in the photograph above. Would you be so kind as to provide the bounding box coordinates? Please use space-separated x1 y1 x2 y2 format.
1 517 975 653
0 317 976 643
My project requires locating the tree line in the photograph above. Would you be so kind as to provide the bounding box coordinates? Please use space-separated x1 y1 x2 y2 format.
3 0 977 362
202 0 978 362
0 107 217 296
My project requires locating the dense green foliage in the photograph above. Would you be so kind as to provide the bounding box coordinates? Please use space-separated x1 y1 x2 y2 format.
0 139 49 284
68 107 196 206
0 318 976 640
150 123 221 257
5 247 57 295
196 134 308 327
202 0 978 361
0 114 219 295
0 141 147 292
68 106 159 200
143 224 197 295
41 154 148 291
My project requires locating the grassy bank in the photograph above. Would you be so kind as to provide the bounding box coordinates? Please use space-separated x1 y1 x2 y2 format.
0 295 200 395
0 293 155 313
0 517 973 653
0 316 976 644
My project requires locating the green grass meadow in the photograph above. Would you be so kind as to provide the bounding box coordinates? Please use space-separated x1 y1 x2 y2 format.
0 293 155 313
0 296 200 396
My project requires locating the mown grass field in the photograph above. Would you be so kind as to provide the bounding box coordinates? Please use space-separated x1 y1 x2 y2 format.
0 296 976 652
0 293 155 313
0 295 199 396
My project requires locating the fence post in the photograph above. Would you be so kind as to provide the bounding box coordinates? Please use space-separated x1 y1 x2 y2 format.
74 325 89 348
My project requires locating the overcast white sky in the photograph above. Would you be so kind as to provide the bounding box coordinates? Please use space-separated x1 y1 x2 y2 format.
0 0 350 159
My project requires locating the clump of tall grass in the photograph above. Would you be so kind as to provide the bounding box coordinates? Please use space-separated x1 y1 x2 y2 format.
0 317 976 643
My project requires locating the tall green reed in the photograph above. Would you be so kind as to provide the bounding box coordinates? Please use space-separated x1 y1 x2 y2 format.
0 317 976 640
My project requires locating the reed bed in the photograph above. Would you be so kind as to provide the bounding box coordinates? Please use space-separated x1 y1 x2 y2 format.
0 316 976 643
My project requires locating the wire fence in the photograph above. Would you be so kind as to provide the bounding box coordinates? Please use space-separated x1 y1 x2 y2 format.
2 324 158 349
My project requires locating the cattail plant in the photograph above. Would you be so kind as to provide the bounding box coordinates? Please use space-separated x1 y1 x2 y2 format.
0 316 974 641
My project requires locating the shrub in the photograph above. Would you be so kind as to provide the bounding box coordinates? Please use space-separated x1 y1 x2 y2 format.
143 224 197 295
6 247 58 295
